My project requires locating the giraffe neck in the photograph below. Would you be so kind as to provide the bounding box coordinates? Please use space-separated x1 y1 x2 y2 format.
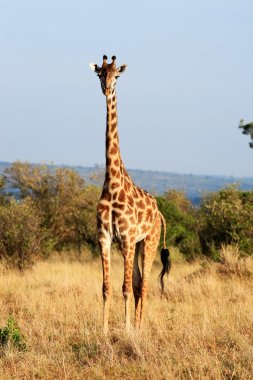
105 93 123 181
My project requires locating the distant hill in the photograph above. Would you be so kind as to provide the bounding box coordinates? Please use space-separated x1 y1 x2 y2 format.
1 161 253 204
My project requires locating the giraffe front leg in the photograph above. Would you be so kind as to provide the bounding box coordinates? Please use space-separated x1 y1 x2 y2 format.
121 238 135 332
98 232 112 335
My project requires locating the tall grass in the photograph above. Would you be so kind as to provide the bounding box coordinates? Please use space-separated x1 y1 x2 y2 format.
0 248 252 379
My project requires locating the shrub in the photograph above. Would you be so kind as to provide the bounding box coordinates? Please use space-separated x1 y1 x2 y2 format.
198 187 253 258
216 245 253 278
74 185 100 252
156 190 201 259
3 162 100 252
0 198 45 270
0 176 7 205
0 317 26 351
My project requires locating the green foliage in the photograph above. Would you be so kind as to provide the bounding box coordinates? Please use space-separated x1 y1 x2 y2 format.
3 162 100 256
239 119 253 148
0 198 45 270
156 190 201 259
0 317 26 351
198 186 253 258
76 185 100 252
0 176 7 205
1 162 253 267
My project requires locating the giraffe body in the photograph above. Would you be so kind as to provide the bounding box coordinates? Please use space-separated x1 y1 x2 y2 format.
90 56 170 333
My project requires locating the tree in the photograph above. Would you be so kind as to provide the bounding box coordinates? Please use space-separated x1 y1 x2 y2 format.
198 186 253 257
156 190 201 259
3 162 100 252
0 198 45 270
0 177 6 205
239 119 253 148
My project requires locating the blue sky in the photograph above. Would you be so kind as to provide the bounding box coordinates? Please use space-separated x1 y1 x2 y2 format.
0 0 252 176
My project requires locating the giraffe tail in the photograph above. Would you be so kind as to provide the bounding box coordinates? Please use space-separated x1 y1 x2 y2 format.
158 212 171 294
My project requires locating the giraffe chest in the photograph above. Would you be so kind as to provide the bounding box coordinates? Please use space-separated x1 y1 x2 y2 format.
97 189 158 243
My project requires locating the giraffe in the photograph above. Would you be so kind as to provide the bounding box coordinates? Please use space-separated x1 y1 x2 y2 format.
89 55 171 334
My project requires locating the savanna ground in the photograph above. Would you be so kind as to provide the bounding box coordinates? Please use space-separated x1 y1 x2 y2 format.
0 247 253 380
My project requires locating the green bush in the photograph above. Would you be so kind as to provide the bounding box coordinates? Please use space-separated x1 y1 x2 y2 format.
0 198 45 270
198 187 253 258
2 162 252 265
0 316 26 351
74 185 100 253
3 162 100 253
0 176 7 205
156 190 201 259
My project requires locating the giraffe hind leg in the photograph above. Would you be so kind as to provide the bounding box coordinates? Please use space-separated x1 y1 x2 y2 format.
132 241 143 329
140 216 161 330
121 238 135 332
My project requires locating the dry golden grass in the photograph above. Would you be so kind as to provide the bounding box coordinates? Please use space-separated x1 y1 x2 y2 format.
0 248 253 380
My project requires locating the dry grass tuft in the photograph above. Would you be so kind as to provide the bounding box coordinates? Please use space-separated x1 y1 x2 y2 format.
217 244 253 278
0 249 253 379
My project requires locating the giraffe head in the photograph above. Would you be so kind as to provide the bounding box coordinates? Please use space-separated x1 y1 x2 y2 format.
89 55 127 96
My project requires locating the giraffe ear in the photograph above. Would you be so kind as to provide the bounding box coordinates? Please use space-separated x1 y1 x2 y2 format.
117 65 128 74
89 63 101 73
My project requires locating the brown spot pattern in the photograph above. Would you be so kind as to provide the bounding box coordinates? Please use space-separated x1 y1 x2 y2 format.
146 208 153 222
112 202 125 210
111 168 117 176
146 197 151 206
118 189 126 203
125 207 134 215
127 195 134 207
97 203 110 221
128 227 136 235
137 200 145 209
124 179 131 192
110 147 117 155
142 224 149 233
111 122 117 133
111 182 120 189
102 192 111 202
119 217 127 225
103 222 110 230
112 210 121 219
119 221 128 232
130 216 135 224
97 203 109 213
138 212 144 223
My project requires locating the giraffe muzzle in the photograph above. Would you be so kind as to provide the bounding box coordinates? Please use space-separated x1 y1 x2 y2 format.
104 88 112 96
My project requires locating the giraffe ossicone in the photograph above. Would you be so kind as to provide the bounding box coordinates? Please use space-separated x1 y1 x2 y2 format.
89 55 171 334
